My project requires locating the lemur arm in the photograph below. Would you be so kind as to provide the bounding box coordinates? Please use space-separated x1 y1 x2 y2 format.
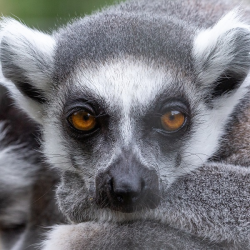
42 163 250 250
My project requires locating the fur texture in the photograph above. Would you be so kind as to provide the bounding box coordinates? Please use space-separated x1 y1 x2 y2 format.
43 96 250 249
42 164 250 250
0 85 65 250
0 84 40 228
1 0 250 249
0 84 40 249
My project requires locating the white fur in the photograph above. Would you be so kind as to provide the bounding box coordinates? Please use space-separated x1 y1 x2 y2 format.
193 9 250 85
41 225 69 250
10 233 26 250
41 224 90 250
0 18 55 90
0 18 55 123
172 74 250 184
3 81 44 123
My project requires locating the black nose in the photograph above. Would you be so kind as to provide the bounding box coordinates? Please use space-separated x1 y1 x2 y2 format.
96 154 160 213
111 175 144 204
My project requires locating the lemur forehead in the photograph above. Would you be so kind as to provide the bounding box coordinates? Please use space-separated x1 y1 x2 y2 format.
64 59 192 114
53 11 195 83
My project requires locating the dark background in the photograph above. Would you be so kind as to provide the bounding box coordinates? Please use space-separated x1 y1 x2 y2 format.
0 0 118 31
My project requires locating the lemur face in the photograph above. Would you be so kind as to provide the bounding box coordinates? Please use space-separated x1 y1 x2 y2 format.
1 8 250 218
42 56 247 214
43 60 200 213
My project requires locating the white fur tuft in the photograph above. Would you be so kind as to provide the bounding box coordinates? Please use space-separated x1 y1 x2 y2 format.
0 17 55 91
193 9 250 84
0 18 56 123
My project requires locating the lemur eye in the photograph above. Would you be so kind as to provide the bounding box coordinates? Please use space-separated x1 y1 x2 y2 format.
161 111 185 131
69 110 96 131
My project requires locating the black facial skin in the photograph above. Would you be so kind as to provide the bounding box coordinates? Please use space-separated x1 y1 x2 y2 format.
141 97 192 155
64 96 191 141
96 152 160 213
63 98 109 140
148 99 190 137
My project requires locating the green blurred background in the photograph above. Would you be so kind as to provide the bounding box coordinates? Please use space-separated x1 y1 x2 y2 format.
0 0 118 31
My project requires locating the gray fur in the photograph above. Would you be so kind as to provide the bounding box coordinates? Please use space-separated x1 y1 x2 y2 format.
52 0 246 83
0 84 40 249
52 163 250 249
0 85 65 250
0 85 39 229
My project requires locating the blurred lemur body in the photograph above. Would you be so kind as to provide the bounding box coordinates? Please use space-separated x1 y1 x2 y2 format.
1 0 250 249
0 84 65 250
0 84 40 249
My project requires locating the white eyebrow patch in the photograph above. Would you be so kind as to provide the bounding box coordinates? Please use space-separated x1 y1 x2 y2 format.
73 58 170 114
71 58 171 145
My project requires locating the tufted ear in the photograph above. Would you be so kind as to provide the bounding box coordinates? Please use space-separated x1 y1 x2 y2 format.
193 10 250 101
0 18 56 123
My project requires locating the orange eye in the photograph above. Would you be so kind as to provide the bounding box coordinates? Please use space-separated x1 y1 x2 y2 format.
70 110 96 131
161 111 185 131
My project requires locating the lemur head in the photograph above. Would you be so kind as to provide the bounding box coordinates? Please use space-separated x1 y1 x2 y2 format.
1 8 250 218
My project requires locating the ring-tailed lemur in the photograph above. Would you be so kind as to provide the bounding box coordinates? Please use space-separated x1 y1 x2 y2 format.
1 0 250 249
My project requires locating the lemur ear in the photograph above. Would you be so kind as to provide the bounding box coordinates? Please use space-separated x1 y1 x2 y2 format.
193 10 250 100
0 18 55 123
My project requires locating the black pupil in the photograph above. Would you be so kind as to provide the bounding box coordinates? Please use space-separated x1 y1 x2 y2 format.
169 111 178 121
83 113 90 121
169 114 175 121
